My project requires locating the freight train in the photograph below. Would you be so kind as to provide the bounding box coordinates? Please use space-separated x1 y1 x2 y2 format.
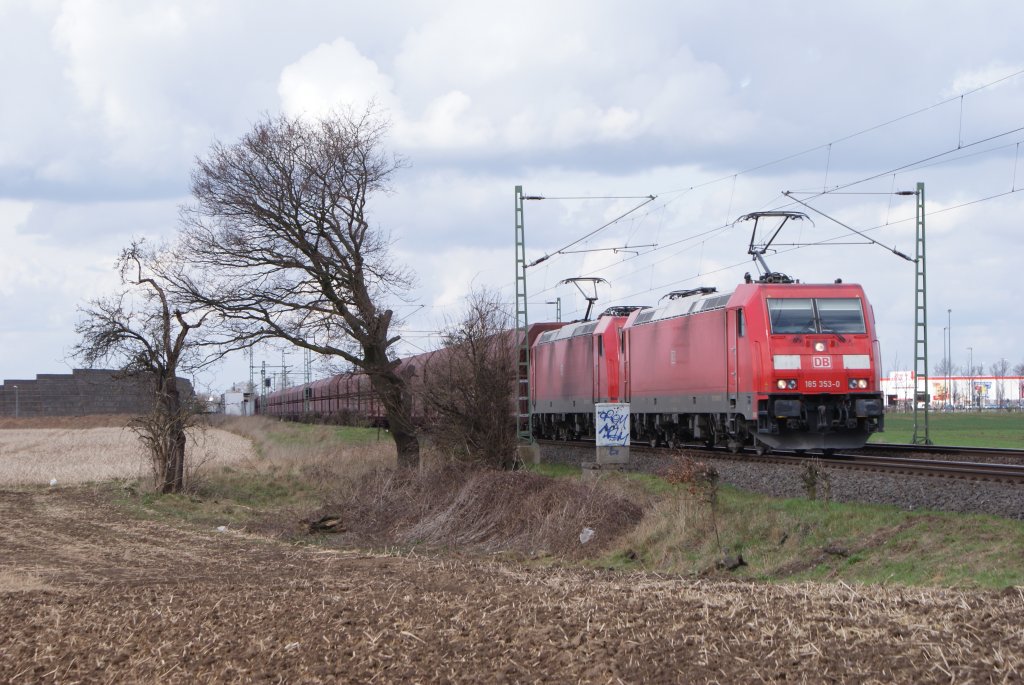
260 274 884 453
257 323 562 426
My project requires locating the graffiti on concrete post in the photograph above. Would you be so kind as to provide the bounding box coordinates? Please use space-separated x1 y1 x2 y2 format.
595 403 630 447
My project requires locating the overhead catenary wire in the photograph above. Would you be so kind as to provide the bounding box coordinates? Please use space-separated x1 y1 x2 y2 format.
456 67 1024 323
525 195 657 268
782 191 915 262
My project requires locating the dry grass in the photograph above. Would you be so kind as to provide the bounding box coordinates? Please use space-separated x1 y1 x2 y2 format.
0 426 256 487
306 464 648 560
0 569 50 593
209 416 397 501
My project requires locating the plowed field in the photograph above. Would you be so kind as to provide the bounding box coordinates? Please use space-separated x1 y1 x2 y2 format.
2 488 1022 683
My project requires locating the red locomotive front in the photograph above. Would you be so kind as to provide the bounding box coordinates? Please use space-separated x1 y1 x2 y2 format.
743 282 884 450
622 281 884 452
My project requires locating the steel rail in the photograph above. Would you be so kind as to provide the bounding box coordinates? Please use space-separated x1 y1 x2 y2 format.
868 442 1024 457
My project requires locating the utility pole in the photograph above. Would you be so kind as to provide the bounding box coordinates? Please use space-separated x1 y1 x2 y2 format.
546 298 562 322
911 182 932 444
304 348 312 414
946 309 951 408
514 185 532 446
968 346 974 410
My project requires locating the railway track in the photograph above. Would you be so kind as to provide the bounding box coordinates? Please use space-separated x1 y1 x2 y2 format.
866 442 1024 465
719 450 1024 484
537 439 1024 484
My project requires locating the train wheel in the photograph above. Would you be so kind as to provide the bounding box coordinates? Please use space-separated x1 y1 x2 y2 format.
754 442 770 456
727 439 742 454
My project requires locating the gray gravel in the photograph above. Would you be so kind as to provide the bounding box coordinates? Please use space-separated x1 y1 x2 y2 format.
540 443 1024 520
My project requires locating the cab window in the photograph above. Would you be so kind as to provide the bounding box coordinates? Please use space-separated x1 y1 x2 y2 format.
767 298 815 334
816 298 866 334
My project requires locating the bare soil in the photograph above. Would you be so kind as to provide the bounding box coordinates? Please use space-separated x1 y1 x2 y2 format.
2 488 1022 683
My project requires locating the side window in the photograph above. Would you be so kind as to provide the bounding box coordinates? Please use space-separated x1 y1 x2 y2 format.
737 309 745 338
597 335 604 357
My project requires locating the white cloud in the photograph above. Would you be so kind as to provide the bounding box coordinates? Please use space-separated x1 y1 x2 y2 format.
944 62 1024 98
274 2 755 158
278 37 399 119
398 90 495 150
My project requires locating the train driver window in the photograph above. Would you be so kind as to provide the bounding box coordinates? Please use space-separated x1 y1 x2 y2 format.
816 298 866 334
767 298 815 334
737 309 745 337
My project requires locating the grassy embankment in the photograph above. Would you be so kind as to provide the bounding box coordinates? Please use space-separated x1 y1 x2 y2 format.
110 416 396 528
870 410 1024 448
99 414 1024 590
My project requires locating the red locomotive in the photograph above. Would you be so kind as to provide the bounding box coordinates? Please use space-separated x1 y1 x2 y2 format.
530 278 884 452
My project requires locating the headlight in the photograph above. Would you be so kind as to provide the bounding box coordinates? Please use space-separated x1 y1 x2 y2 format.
857 379 868 389
777 379 798 390
849 379 869 389
778 379 788 389
788 380 798 389
814 341 826 352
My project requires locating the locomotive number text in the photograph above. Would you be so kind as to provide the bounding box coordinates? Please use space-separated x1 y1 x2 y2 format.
805 379 842 389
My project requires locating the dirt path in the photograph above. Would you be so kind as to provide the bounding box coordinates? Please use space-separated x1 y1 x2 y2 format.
1 488 1022 683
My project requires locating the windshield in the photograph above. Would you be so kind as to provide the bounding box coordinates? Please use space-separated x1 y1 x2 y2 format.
816 298 866 333
768 297 866 335
767 298 815 334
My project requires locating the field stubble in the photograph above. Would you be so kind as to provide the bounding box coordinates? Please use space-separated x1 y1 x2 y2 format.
0 419 256 487
1 487 1023 683
2 417 1024 681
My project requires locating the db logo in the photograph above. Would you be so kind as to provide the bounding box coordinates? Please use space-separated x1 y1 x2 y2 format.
812 356 832 368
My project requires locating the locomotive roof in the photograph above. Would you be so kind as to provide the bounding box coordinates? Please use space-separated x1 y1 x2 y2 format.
534 308 639 345
631 289 735 326
629 280 868 327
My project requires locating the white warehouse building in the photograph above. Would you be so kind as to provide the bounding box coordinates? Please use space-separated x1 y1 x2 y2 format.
881 372 1024 410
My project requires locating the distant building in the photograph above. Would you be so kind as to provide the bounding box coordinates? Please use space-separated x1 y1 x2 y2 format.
882 371 1024 409
219 382 256 416
0 369 194 417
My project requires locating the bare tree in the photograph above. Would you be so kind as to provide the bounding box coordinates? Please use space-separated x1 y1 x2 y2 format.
933 357 953 376
1015 362 1024 377
991 358 1010 407
419 290 519 469
177 109 421 467
73 240 207 493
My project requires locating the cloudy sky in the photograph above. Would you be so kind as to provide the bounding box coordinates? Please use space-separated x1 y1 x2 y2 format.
2 0 1023 393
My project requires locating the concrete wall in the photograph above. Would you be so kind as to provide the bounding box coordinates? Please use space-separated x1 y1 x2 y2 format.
0 369 194 417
